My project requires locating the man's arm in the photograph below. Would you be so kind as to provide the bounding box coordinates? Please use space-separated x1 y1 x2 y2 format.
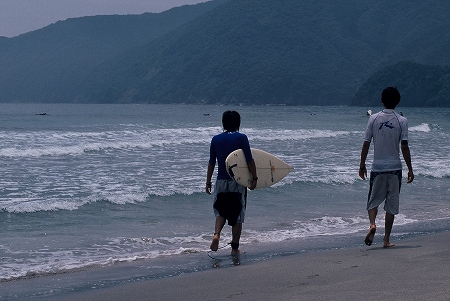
205 162 215 194
359 141 370 180
401 141 414 183
247 160 258 190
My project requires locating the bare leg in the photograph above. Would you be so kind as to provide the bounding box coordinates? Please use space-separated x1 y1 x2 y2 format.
383 213 395 248
210 216 226 251
368 207 377 227
365 208 377 246
230 223 242 255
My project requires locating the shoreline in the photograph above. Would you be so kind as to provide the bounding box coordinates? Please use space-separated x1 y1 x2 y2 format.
45 230 450 301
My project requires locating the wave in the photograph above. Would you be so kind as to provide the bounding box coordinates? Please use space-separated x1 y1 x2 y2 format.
0 190 204 213
0 161 445 214
0 173 417 214
0 242 207 282
0 127 357 158
0 170 361 214
0 213 419 282
415 165 450 178
0 127 216 158
248 128 358 141
409 123 431 132
0 198 85 213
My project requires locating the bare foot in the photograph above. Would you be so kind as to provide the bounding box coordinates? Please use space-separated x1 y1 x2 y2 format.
383 242 395 248
364 226 376 246
210 234 219 251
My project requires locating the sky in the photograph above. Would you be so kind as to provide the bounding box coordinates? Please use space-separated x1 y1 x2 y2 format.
0 0 208 38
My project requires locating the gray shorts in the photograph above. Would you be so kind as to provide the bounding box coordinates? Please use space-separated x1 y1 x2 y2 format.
367 170 402 215
213 179 247 223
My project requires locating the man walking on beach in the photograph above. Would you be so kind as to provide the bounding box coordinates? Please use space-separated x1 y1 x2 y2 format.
205 110 257 255
359 87 414 248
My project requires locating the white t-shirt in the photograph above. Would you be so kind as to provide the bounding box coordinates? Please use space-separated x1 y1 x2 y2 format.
363 109 408 172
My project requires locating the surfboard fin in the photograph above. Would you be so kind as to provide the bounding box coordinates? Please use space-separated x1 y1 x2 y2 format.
228 163 238 178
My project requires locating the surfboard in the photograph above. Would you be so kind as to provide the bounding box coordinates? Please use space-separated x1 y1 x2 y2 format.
225 148 294 189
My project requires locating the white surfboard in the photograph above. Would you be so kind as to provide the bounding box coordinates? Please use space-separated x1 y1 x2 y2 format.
225 148 294 189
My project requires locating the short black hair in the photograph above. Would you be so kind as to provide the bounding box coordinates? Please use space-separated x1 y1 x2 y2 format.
222 110 241 132
381 86 401 109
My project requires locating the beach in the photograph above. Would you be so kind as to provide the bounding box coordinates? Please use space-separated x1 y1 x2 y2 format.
43 231 449 301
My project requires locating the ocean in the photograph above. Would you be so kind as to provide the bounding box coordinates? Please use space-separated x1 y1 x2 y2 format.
1 103 449 299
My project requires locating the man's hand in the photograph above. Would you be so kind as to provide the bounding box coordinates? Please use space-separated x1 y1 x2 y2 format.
205 183 212 195
359 141 370 180
407 170 414 183
249 178 257 190
359 166 367 180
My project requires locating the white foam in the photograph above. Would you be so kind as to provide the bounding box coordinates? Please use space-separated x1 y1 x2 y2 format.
0 198 89 213
0 213 424 281
248 129 356 141
242 214 419 246
243 216 367 244
0 127 215 158
409 123 431 132
0 234 210 281
414 157 450 178
0 125 359 160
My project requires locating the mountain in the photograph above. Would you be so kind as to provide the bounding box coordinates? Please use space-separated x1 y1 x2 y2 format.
1 0 450 105
351 61 450 107
0 0 229 102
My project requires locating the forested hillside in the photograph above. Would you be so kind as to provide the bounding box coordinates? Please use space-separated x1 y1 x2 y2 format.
1 0 449 105
351 62 450 107
0 0 228 102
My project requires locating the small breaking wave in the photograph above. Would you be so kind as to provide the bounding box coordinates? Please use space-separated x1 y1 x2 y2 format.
0 190 203 213
0 233 209 282
248 128 357 141
409 123 431 132
0 214 418 282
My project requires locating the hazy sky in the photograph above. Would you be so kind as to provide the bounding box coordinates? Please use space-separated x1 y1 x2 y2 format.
0 0 208 38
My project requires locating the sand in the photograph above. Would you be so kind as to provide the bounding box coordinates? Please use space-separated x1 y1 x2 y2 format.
51 231 450 301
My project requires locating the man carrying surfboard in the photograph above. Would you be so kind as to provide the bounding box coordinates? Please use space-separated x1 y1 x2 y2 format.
205 110 257 256
359 87 414 248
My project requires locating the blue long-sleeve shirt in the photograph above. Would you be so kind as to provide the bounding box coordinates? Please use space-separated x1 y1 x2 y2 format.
209 131 253 180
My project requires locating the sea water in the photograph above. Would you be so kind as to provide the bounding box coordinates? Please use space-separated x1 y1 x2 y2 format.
0 103 449 299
